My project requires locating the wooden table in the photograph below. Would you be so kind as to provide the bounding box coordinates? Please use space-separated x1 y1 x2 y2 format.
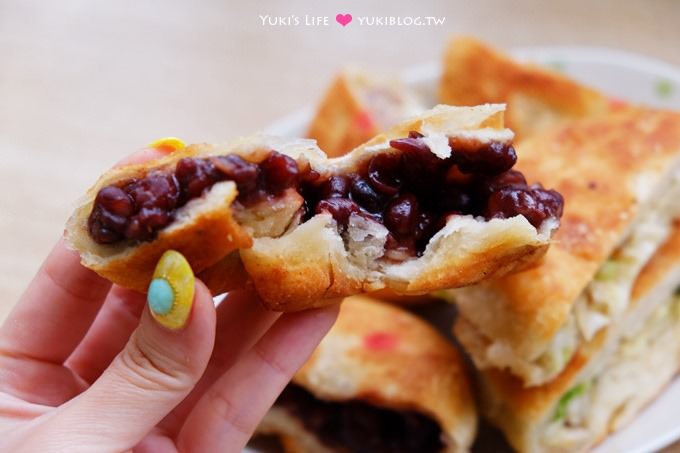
2 0 679 450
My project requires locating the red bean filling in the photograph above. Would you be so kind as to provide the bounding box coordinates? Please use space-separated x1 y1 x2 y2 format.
88 132 564 258
275 384 444 453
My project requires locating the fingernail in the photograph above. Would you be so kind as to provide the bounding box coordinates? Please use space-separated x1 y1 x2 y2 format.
148 250 195 330
148 137 185 153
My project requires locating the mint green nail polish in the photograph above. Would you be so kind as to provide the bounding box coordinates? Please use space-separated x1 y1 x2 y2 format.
148 278 175 315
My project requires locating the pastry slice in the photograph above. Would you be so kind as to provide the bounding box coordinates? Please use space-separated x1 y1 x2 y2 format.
308 68 424 157
307 68 432 305
439 36 613 141
257 295 476 452
445 107 680 385
66 104 563 311
475 222 680 453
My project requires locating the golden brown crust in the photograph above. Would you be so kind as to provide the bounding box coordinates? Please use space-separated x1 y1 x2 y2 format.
365 288 438 305
305 70 433 308
307 71 379 157
257 406 337 453
476 222 680 451
439 36 612 141
241 202 553 311
238 214 357 311
196 251 251 295
630 220 680 300
480 317 680 453
244 105 556 310
65 136 323 295
307 68 422 158
387 233 549 294
66 105 557 311
453 108 680 360
480 329 607 426
65 147 253 293
270 296 477 452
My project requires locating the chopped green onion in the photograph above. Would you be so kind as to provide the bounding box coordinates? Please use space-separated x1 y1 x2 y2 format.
552 382 588 421
595 259 624 281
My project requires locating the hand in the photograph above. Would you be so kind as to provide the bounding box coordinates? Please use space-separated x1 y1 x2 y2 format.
0 145 338 452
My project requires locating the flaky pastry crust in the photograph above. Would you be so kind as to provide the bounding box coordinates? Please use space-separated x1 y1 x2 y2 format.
258 296 477 452
452 107 680 373
308 68 422 157
475 223 680 452
439 36 612 141
67 104 557 311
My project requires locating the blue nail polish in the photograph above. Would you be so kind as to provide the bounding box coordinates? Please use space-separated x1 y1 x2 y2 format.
148 278 175 315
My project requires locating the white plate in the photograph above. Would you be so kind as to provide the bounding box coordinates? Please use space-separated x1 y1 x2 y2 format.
256 47 680 453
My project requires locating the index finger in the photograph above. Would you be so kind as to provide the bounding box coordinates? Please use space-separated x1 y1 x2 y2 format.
176 305 339 451
0 238 112 364
0 139 182 365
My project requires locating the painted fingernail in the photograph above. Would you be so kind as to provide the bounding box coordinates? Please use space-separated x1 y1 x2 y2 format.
147 250 195 330
148 137 185 153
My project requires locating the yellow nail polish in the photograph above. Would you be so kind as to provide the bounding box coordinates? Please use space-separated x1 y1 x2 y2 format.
147 250 195 330
148 137 185 152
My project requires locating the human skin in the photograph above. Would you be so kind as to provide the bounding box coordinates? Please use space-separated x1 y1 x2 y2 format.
0 147 338 452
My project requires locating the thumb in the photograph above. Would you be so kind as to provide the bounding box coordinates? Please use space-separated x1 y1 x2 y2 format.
46 251 215 451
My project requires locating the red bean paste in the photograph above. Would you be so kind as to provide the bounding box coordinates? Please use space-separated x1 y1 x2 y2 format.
274 384 445 453
88 131 563 259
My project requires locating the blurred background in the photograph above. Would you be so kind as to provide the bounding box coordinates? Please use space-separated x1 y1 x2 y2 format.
2 1 680 451
1 0 679 317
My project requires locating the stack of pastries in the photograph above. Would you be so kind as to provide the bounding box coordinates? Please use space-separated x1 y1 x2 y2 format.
254 37 680 452
63 34 680 452
440 37 680 453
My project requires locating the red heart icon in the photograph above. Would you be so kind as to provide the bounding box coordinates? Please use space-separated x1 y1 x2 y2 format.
336 13 352 27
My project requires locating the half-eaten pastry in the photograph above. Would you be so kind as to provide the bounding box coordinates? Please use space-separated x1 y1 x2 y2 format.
306 68 433 306
256 295 477 452
66 104 563 311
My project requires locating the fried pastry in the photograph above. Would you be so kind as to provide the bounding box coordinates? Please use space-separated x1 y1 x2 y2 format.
66 104 563 311
257 295 477 452
439 36 612 141
444 107 680 385
475 222 680 452
308 68 424 157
